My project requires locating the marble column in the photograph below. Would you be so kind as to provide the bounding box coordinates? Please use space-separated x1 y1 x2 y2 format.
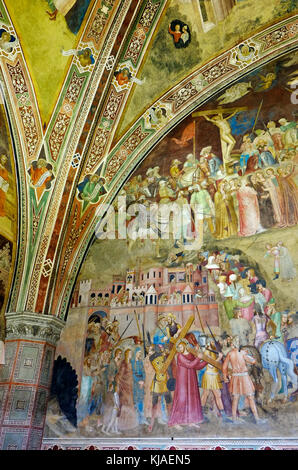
0 312 65 450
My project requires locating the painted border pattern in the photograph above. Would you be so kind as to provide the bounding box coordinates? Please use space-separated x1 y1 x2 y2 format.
41 437 298 450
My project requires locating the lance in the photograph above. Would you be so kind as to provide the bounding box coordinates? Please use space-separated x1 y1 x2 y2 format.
142 323 146 357
205 322 233 416
206 321 221 352
251 99 263 136
195 304 206 335
114 318 133 347
134 310 142 341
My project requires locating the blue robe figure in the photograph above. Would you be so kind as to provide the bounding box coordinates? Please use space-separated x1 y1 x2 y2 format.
131 347 147 425
208 155 222 178
259 149 276 167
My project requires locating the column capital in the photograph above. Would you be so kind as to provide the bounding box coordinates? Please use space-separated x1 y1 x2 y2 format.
5 312 65 346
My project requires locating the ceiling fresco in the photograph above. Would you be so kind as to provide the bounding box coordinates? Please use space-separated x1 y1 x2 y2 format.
115 0 298 142
0 0 296 450
5 0 95 127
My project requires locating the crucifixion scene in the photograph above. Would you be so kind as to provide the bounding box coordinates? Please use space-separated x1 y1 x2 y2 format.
45 53 298 440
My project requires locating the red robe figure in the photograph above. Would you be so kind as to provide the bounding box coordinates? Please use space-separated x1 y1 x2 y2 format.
168 339 207 429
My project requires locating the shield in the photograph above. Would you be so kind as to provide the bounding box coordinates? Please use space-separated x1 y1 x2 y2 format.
286 337 298 367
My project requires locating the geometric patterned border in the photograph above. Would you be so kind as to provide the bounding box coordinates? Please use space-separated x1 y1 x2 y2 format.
42 437 298 450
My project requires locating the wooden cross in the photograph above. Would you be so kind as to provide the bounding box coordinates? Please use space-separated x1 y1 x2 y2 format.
192 107 248 118
161 315 194 373
161 315 224 373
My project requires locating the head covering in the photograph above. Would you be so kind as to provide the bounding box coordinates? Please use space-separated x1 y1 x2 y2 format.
132 346 142 362
224 285 234 297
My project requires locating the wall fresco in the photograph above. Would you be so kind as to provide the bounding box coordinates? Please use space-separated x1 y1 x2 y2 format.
0 103 17 342
44 53 298 441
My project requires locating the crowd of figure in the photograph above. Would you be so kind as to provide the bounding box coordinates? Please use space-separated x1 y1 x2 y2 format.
120 118 298 242
75 248 297 435
203 249 296 348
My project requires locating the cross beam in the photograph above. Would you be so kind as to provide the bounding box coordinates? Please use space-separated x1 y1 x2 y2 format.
161 315 194 373
192 107 248 118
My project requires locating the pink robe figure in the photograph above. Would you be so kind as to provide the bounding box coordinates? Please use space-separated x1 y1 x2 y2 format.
253 315 269 349
168 353 207 427
262 287 272 315
239 297 255 321
263 178 284 228
237 185 260 237
144 355 156 420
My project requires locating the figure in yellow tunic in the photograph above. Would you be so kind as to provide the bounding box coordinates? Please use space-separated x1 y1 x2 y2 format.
200 340 231 421
214 180 238 239
148 349 172 432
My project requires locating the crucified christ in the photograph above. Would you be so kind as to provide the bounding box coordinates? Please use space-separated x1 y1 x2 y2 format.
192 107 247 168
203 111 237 164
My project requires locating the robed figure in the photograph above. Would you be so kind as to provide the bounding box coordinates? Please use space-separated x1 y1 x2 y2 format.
168 340 207 428
116 349 138 431
236 179 260 237
214 181 238 239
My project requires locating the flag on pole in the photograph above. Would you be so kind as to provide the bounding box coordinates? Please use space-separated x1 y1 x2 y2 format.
172 121 195 146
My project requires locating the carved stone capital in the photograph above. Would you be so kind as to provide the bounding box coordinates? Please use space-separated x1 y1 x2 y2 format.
5 312 65 346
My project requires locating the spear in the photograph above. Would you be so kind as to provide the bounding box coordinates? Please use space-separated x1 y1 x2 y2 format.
114 318 133 347
251 99 263 136
134 310 142 341
142 323 146 357
205 323 233 416
206 321 221 352
195 304 206 334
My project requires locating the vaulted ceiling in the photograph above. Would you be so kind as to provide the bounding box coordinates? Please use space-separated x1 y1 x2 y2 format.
0 0 297 326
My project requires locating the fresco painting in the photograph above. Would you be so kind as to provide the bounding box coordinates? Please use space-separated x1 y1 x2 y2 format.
0 0 296 452
4 0 94 126
0 104 17 346
45 52 298 440
116 0 298 140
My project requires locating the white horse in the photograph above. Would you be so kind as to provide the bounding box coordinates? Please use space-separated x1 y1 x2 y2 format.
260 340 297 402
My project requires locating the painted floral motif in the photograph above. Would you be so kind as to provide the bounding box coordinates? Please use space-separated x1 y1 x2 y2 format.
65 72 85 104
139 0 160 29
86 128 110 173
165 82 198 113
6 62 27 94
103 88 125 121
49 113 71 161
